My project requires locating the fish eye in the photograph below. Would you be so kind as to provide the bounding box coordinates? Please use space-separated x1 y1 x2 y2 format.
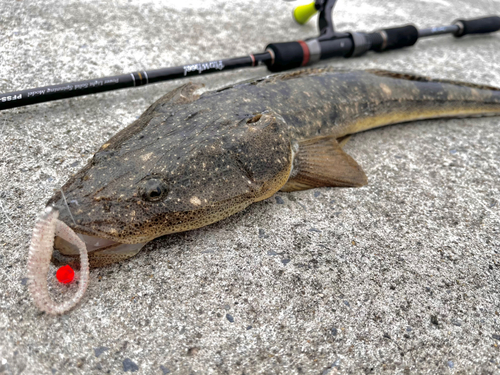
140 179 168 202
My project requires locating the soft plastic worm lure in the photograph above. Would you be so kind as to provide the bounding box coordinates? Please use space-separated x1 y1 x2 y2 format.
27 207 89 315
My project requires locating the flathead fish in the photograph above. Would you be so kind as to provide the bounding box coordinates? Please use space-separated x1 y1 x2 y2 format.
44 67 500 267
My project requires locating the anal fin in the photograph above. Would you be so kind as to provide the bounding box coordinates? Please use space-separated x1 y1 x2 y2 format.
280 136 367 192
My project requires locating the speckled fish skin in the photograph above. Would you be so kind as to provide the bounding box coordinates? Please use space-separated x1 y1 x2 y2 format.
47 67 500 254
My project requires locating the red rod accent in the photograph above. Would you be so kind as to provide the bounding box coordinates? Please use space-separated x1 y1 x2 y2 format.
298 40 310 66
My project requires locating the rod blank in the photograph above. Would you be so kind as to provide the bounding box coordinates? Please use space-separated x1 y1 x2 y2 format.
0 54 271 111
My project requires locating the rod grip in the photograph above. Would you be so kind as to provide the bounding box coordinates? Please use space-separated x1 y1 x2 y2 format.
372 24 419 52
453 16 500 37
265 42 305 72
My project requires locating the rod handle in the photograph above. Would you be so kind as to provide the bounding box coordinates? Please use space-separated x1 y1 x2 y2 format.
453 16 500 37
265 42 306 72
370 24 419 52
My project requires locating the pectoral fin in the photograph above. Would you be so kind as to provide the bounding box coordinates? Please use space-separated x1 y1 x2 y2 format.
337 134 352 148
280 136 367 192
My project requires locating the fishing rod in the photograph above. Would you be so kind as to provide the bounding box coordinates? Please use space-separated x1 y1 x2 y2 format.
1 0 499 111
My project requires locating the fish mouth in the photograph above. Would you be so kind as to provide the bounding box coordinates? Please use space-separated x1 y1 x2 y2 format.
54 232 147 258
50 205 151 265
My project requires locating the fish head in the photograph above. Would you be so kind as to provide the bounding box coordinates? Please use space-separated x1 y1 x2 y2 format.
47 111 292 265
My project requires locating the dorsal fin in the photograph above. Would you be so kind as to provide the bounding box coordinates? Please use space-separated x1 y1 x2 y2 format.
366 69 500 91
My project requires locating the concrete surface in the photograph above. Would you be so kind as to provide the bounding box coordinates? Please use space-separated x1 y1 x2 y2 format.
1 0 500 373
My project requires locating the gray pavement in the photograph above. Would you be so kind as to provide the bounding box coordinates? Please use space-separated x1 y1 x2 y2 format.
1 0 500 373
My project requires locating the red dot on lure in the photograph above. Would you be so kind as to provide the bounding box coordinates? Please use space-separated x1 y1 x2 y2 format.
56 265 75 284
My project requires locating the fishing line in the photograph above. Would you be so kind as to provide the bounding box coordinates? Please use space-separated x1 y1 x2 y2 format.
60 189 76 226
